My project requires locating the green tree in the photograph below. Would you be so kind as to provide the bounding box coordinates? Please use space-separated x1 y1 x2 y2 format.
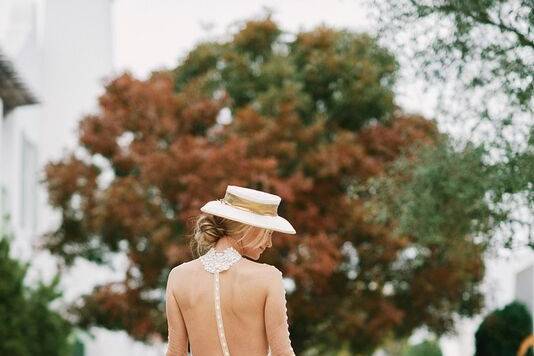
358 135 533 250
475 301 533 356
0 225 74 356
367 0 534 248
369 0 532 126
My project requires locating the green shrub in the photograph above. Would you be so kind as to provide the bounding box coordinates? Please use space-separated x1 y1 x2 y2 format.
475 301 533 356
0 228 75 356
403 340 442 356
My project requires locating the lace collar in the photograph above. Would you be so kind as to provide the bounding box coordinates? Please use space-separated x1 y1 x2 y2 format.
200 246 242 273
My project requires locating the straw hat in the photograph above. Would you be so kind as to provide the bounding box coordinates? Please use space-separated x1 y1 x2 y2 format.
200 185 296 234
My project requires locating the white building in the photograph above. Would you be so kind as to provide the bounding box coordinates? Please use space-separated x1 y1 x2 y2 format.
516 264 534 324
0 1 165 355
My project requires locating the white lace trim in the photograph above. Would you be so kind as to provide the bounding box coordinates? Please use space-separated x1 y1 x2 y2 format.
200 246 242 273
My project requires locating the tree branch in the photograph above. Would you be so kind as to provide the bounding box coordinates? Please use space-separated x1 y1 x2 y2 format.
406 0 533 48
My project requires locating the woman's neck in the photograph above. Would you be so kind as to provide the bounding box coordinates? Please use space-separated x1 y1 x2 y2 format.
214 236 243 255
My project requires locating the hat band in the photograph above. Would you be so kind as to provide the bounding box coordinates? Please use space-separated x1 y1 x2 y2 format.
218 191 278 216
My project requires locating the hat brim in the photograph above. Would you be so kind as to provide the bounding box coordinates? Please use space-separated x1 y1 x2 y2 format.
200 200 296 234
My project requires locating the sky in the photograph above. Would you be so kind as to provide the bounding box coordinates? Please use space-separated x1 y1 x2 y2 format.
113 0 372 76
112 0 436 119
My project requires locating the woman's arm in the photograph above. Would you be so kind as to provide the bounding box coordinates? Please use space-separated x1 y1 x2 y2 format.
165 267 189 356
264 266 296 356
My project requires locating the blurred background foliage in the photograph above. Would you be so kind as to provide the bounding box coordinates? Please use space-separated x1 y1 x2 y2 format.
369 0 532 135
39 9 531 354
0 223 76 356
366 0 533 249
357 134 533 249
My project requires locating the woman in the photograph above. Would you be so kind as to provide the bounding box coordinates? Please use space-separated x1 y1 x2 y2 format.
165 185 297 356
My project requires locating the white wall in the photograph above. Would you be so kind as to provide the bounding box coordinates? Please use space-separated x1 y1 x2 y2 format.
40 0 113 162
516 264 534 324
1 1 164 355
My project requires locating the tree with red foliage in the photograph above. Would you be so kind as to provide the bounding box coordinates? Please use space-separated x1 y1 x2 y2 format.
42 15 484 354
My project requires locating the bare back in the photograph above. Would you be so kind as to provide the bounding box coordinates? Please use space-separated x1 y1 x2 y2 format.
165 256 295 356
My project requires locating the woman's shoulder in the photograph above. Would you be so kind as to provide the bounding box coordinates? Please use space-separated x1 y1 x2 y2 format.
239 258 281 274
260 263 283 277
168 258 282 284
247 262 284 286
169 258 202 275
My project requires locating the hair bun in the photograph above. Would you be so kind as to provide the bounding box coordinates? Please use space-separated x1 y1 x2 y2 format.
190 212 267 257
197 215 225 243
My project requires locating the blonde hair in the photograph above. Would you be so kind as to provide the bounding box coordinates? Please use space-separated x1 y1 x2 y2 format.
188 214 272 257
